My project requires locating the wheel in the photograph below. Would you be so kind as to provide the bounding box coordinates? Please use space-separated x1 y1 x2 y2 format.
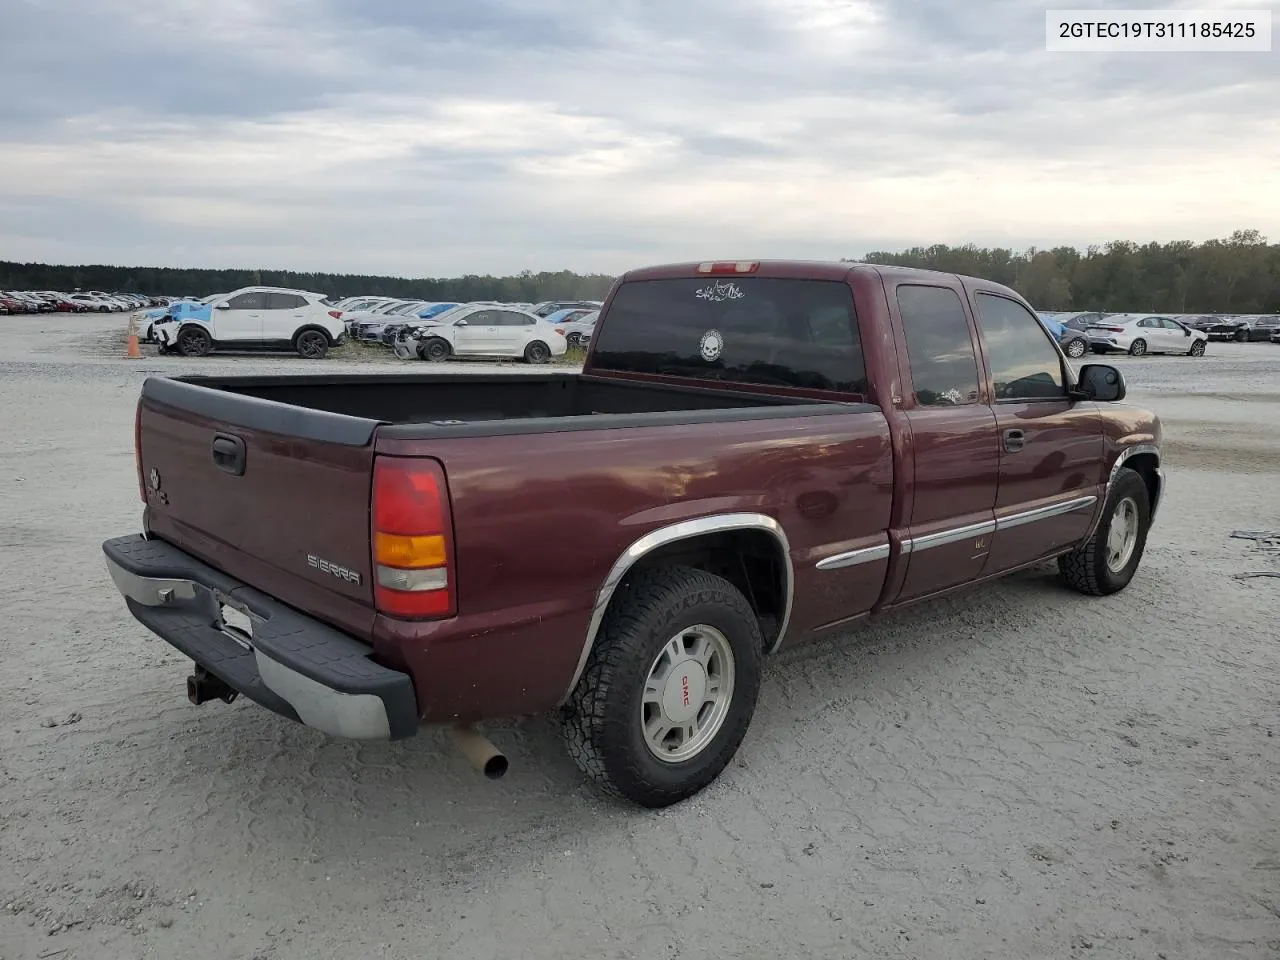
524 340 551 364
420 338 451 362
1188 339 1206 357
560 565 764 807
1064 337 1087 359
294 329 329 359
1127 338 1147 357
566 332 582 347
176 325 212 357
1058 467 1151 597
99 306 110 313
1234 329 1247 342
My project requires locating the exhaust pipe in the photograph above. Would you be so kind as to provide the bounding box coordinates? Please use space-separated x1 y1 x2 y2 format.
449 724 508 779
186 667 238 706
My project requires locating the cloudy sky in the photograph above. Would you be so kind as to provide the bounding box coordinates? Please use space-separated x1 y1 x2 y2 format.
1 0 1275 276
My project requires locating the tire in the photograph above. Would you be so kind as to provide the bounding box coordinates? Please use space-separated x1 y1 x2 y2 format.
1188 339 1206 357
566 333 582 347
524 340 551 364
176 325 212 357
560 565 764 808
420 338 451 362
294 329 329 359
1234 329 1247 342
1058 467 1151 597
1128 338 1147 357
99 306 110 313
1064 337 1087 359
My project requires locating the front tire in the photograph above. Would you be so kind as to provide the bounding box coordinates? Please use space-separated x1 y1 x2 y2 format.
176 325 212 357
1128 338 1147 357
524 340 551 364
1058 467 1151 596
420 337 451 362
1188 339 1206 357
560 565 764 808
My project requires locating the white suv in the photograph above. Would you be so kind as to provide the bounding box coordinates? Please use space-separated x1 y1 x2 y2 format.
156 286 345 359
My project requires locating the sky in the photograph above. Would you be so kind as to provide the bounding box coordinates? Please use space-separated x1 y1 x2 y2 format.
0 0 1276 276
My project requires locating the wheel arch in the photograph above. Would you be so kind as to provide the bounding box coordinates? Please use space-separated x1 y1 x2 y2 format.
293 323 336 346
557 513 794 705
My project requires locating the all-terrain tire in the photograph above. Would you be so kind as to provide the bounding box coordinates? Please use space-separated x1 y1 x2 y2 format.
1058 466 1151 596
560 565 764 808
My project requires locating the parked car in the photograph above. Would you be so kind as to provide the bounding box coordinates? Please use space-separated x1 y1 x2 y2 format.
560 309 599 347
1198 316 1250 341
104 259 1163 807
1037 312 1090 359
530 299 603 317
395 304 568 363
1236 316 1280 342
1271 327 1280 344
144 297 218 343
67 293 115 313
154 286 344 358
1087 314 1208 356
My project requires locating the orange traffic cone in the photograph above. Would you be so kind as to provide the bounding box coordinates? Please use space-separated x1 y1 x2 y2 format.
125 316 141 359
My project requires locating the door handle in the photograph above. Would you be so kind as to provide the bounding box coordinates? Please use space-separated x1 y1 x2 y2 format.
1003 428 1025 453
211 433 247 476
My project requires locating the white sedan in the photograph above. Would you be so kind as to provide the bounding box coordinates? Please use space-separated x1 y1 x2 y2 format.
1087 314 1208 357
394 304 568 363
559 310 598 347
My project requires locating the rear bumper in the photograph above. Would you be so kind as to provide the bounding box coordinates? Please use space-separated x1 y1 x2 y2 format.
102 534 418 740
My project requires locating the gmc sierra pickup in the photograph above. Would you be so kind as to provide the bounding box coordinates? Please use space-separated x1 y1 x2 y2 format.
103 260 1162 807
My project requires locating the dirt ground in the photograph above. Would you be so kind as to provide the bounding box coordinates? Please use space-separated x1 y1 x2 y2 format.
1 314 1277 960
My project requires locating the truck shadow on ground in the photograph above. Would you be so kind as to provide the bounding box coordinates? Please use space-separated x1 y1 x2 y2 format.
102 557 1152 890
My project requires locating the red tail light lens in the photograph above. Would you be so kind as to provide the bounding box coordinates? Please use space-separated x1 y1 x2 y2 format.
371 456 455 619
554 327 565 336
134 400 145 503
328 310 343 319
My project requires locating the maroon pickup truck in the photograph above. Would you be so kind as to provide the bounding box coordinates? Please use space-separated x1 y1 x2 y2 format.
103 260 1163 807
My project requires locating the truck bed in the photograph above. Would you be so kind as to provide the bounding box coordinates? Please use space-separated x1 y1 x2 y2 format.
157 371 847 441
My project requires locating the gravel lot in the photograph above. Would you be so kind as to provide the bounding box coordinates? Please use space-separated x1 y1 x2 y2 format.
2 313 1278 960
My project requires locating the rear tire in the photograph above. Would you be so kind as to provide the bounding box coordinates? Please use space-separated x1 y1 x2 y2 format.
294 329 329 359
1128 339 1147 356
560 566 763 808
176 325 212 357
1058 467 1151 597
524 340 551 364
1064 337 1087 359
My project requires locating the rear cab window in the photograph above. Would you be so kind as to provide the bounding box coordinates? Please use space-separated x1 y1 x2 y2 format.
589 277 867 397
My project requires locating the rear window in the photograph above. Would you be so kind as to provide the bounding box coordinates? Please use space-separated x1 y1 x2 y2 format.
590 278 867 395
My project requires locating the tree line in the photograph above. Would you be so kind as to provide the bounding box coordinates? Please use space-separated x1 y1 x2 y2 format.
0 263 617 304
858 229 1278 314
3 229 1276 313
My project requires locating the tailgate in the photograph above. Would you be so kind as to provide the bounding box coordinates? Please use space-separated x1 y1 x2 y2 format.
137 377 381 639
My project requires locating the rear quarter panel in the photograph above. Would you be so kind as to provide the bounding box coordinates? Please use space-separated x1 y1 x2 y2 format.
374 410 893 722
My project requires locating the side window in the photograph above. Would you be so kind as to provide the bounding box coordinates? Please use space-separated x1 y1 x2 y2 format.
974 294 1066 401
896 285 981 407
226 292 266 310
503 311 535 326
1159 318 1181 330
1137 317 1157 328
267 293 307 309
467 310 497 325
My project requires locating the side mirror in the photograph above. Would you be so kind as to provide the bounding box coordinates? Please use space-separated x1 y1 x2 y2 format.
454 319 468 326
216 303 230 310
1184 328 1191 336
1075 363 1127 402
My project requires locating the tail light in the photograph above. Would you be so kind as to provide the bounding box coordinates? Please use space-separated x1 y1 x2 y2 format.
1097 326 1125 333
696 261 759 274
328 310 343 319
134 400 145 503
553 327 565 336
371 456 455 619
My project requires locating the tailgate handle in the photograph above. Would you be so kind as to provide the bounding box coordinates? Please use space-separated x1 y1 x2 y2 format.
211 434 247 476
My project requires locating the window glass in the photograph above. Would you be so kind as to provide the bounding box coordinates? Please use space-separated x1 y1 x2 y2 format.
464 310 498 325
974 293 1066 401
590 278 867 395
896 285 981 406
501 311 535 326
267 293 307 309
1159 318 1182 330
226 292 266 310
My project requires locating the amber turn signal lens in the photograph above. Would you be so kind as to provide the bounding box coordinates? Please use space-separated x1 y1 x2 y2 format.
374 532 446 569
